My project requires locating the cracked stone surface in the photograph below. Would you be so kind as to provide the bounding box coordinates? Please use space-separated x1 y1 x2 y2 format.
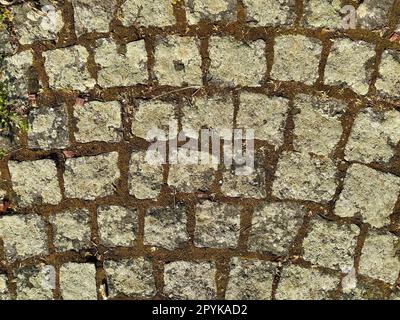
1 0 400 301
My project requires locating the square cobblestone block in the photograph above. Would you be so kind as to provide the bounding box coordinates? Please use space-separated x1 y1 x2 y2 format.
9 159 62 207
28 105 69 150
221 167 266 199
208 36 266 86
60 263 97 300
302 218 359 271
324 39 375 95
64 152 120 200
181 95 234 138
0 214 48 262
97 205 138 247
237 93 289 145
168 150 217 193
186 0 236 24
15 265 53 300
94 39 148 88
359 231 400 284
271 35 322 85
74 101 122 143
131 100 177 141
194 201 241 249
375 50 400 99
345 108 400 164
272 152 338 203
243 0 296 26
129 150 164 199
225 257 276 299
357 0 394 30
248 202 305 256
0 51 33 103
276 264 339 300
302 0 343 30
144 204 188 250
72 0 117 36
11 2 64 45
44 46 95 91
49 209 91 252
334 164 400 228
0 274 8 300
120 0 176 27
163 261 217 300
154 36 202 86
293 94 346 156
104 258 156 298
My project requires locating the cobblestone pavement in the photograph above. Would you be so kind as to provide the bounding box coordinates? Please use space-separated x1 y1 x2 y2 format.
0 0 400 300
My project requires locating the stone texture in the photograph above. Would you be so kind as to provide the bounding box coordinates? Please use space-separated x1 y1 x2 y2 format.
97 205 138 247
243 0 296 26
9 159 62 207
186 0 236 24
154 36 202 86
168 150 217 193
357 0 394 30
341 277 390 300
302 218 359 271
208 36 266 86
293 94 346 156
15 265 53 300
49 209 91 252
272 152 338 203
44 45 95 91
225 258 276 299
11 2 64 45
181 95 234 138
0 50 33 103
345 108 400 163
74 101 122 143
120 0 176 27
276 264 339 300
302 0 343 30
28 105 69 150
335 164 400 228
359 231 400 284
221 167 266 199
104 258 156 298
163 261 217 299
194 201 241 249
0 28 17 56
0 214 48 262
94 38 148 88
271 35 322 85
72 0 117 36
128 150 164 199
248 202 305 256
375 49 400 99
0 274 8 300
144 204 188 250
237 93 289 145
324 39 375 95
131 100 177 140
64 152 120 200
60 263 97 300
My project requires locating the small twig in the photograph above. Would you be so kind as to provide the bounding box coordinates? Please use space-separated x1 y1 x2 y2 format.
150 86 201 100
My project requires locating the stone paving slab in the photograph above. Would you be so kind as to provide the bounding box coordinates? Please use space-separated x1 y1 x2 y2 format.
0 0 399 301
